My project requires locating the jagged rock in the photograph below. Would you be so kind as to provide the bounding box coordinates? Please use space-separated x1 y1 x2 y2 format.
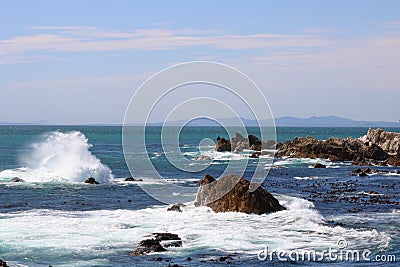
276 136 388 162
360 128 400 155
11 177 24 182
248 135 262 151
312 163 326 168
215 136 231 152
167 203 186 212
198 174 215 186
84 177 99 184
195 174 285 215
352 168 362 173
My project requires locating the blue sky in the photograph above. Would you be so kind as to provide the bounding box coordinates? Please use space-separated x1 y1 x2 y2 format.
1 1 399 124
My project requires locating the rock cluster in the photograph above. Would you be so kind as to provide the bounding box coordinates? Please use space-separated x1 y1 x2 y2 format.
195 174 285 215
217 133 276 153
130 233 182 256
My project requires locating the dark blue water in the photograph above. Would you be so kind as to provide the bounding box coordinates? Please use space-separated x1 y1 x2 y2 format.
0 126 399 266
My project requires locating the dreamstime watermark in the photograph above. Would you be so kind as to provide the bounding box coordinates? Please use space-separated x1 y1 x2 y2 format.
257 238 396 263
122 61 276 204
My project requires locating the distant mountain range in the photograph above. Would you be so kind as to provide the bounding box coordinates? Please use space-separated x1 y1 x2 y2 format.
149 115 400 127
1 116 399 127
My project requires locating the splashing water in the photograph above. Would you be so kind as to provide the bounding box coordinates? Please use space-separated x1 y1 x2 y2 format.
10 131 114 183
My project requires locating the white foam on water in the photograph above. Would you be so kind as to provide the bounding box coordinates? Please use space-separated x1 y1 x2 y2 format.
0 131 114 183
0 195 391 266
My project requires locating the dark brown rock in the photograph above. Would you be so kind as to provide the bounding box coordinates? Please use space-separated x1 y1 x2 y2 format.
352 168 362 173
124 177 135 181
248 134 262 151
84 177 99 184
215 136 231 152
195 174 285 215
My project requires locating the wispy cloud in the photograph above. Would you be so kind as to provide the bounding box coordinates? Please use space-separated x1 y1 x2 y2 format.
0 26 331 64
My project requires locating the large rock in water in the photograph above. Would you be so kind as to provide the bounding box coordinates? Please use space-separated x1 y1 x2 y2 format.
195 174 285 215
360 128 400 156
276 136 388 162
215 136 232 152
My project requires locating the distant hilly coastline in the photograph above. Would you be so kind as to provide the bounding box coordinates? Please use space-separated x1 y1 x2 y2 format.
1 116 399 127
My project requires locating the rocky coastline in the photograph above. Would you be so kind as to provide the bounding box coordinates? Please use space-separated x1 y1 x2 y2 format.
215 128 400 166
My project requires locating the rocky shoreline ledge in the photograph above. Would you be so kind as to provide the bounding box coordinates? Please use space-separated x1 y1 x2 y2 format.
215 128 400 166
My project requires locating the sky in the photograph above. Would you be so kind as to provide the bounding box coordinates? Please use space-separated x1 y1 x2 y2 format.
1 0 399 124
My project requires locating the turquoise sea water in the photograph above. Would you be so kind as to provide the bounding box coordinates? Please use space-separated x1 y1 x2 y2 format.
0 126 399 266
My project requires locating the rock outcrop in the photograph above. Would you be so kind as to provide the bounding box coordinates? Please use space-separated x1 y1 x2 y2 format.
360 128 400 155
215 136 231 152
276 136 388 162
195 174 285 215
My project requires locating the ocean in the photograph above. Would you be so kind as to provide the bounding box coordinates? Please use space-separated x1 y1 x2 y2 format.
0 126 399 266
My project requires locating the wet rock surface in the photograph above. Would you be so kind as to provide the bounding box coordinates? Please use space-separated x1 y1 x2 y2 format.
195 174 285 215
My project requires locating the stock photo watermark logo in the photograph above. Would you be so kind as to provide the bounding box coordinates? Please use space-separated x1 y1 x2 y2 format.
257 238 396 263
122 61 275 204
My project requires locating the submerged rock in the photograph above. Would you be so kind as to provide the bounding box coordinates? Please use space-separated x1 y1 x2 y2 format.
84 177 99 184
215 136 231 152
195 174 285 215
